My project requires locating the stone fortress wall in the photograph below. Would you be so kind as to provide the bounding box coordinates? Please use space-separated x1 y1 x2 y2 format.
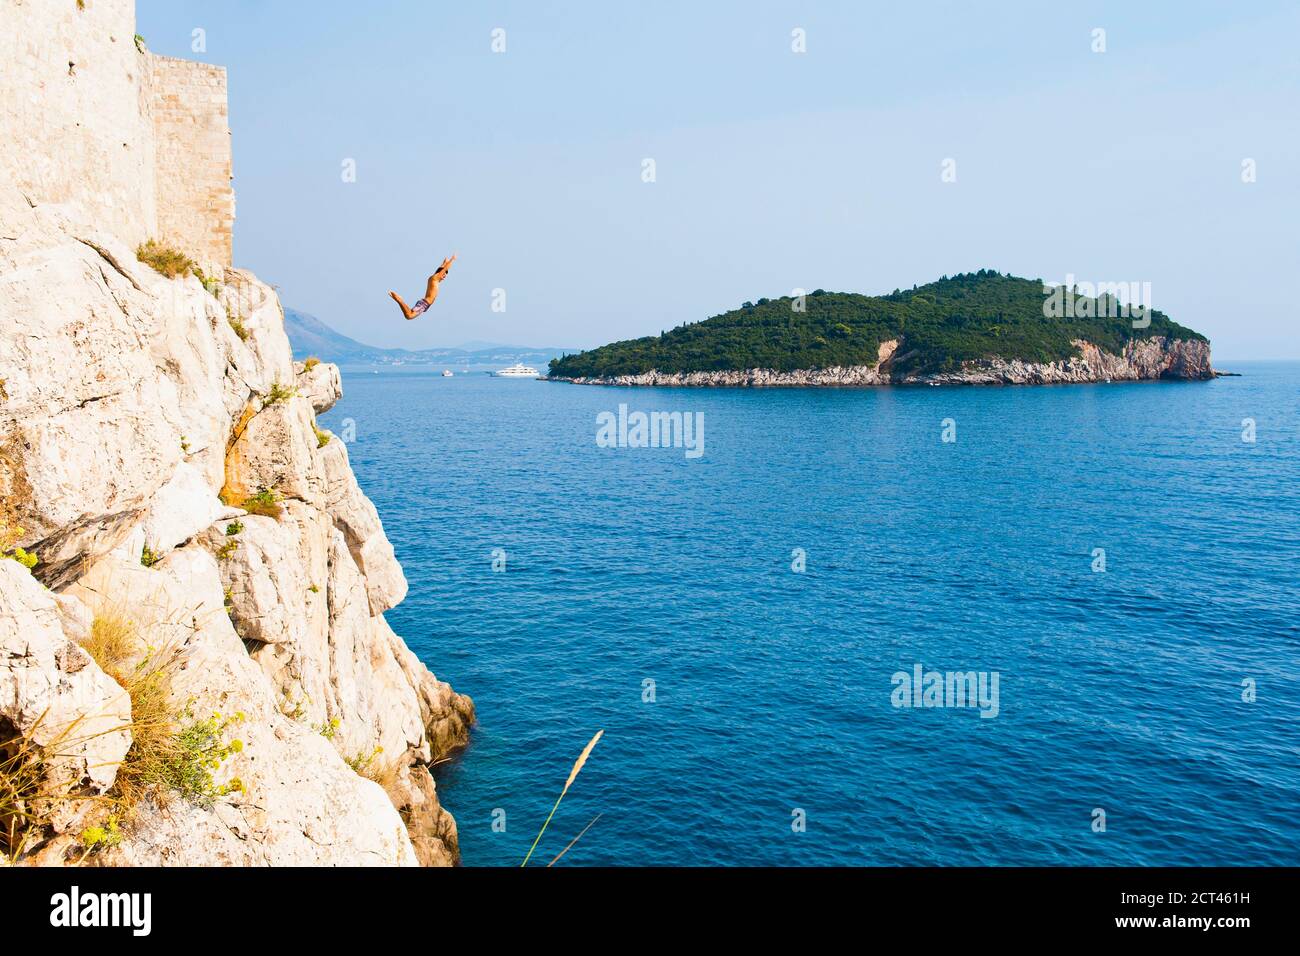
0 0 234 270
149 53 233 270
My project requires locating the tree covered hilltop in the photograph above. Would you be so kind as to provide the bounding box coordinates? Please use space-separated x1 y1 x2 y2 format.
547 271 1209 380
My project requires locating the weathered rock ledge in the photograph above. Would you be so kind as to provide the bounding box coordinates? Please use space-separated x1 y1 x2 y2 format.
0 189 473 866
1 0 473 867
551 337 1214 387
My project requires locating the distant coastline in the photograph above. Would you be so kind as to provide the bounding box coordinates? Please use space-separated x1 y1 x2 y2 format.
284 307 573 371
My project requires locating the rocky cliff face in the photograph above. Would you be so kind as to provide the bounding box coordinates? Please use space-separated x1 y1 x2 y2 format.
552 336 1215 387
0 186 473 865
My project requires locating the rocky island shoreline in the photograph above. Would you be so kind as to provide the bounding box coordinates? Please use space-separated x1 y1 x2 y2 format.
552 336 1215 387
548 272 1216 387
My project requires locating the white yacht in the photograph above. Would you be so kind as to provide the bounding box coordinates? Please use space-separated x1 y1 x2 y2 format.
441 369 454 377
494 363 539 378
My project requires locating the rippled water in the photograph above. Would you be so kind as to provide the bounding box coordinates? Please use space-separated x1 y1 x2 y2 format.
320 362 1299 866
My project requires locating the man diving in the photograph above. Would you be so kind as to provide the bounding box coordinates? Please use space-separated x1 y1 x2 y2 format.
389 253 457 319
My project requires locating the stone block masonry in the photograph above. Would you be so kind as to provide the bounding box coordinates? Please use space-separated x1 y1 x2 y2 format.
150 55 234 271
0 0 234 270
0 0 157 251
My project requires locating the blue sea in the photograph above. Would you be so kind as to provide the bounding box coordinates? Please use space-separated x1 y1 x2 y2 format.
320 362 1300 866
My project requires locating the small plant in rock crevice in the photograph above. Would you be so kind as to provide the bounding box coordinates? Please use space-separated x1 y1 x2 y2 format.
1 521 38 570
346 747 398 790
3 616 253 860
192 268 222 298
261 381 296 409
77 814 123 860
240 489 282 519
162 710 246 808
226 307 249 342
345 746 384 775
280 692 310 723
135 239 192 279
77 612 250 822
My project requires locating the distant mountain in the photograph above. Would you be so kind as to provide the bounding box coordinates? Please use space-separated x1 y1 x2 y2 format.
283 308 571 369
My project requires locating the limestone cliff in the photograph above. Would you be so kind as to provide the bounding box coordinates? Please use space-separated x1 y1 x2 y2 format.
0 0 471 866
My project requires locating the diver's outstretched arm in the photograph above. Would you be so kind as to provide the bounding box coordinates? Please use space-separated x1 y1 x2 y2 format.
423 255 457 302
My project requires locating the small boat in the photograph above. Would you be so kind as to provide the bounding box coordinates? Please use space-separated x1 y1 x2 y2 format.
494 363 539 378
441 369 454 377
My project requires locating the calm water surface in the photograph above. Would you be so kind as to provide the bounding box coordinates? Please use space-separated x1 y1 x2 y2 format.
320 362 1299 866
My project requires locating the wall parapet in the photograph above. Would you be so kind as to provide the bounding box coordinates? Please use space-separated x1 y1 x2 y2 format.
149 53 234 270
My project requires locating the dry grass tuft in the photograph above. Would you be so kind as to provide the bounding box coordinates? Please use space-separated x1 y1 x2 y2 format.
364 760 401 793
347 747 400 793
3 612 248 861
135 239 194 279
0 710 122 863
81 613 138 677
241 489 282 519
79 611 245 815
1 714 75 861
81 612 182 813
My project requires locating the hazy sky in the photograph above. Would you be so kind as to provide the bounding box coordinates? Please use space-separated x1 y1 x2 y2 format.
137 1 1298 359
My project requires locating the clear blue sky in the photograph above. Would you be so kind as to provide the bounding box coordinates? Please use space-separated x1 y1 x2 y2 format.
137 1 1299 359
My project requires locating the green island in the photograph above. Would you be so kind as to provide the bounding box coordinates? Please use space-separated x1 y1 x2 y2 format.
547 271 1207 379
